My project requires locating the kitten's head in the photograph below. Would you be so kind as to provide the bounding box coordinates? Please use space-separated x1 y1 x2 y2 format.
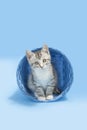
26 45 51 70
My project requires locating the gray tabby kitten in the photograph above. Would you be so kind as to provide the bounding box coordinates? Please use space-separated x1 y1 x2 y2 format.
26 45 59 101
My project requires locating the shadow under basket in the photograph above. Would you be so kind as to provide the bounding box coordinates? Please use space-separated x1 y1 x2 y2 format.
16 48 73 102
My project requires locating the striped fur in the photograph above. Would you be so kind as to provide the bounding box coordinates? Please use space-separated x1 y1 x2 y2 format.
26 45 58 101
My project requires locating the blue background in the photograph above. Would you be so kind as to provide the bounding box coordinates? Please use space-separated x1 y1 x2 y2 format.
0 0 87 130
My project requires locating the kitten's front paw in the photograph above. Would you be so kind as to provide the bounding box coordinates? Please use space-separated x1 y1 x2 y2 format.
46 95 53 100
37 96 46 101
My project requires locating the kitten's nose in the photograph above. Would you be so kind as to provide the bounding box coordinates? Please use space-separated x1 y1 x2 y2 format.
40 63 43 68
40 65 43 68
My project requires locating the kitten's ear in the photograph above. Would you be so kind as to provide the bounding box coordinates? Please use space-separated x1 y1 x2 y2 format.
26 50 34 59
42 44 49 54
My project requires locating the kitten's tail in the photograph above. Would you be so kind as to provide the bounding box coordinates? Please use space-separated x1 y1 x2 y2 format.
53 87 61 95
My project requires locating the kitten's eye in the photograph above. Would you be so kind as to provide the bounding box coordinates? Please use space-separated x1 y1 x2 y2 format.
35 62 39 65
43 59 46 62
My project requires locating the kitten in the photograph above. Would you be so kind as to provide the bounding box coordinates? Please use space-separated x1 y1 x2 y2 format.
26 45 60 101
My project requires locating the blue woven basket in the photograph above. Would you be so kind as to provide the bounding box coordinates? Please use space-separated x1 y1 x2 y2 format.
16 48 73 102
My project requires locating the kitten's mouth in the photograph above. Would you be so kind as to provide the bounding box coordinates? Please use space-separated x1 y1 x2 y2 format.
38 67 45 70
40 65 49 69
40 66 44 69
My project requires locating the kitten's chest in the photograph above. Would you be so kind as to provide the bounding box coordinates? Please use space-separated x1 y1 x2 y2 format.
33 69 53 87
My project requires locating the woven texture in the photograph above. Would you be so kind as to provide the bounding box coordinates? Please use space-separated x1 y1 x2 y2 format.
16 48 73 102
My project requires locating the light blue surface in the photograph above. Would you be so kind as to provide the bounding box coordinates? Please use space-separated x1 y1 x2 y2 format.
0 0 87 130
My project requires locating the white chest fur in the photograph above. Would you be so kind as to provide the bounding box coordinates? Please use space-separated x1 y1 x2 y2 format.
32 67 54 87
